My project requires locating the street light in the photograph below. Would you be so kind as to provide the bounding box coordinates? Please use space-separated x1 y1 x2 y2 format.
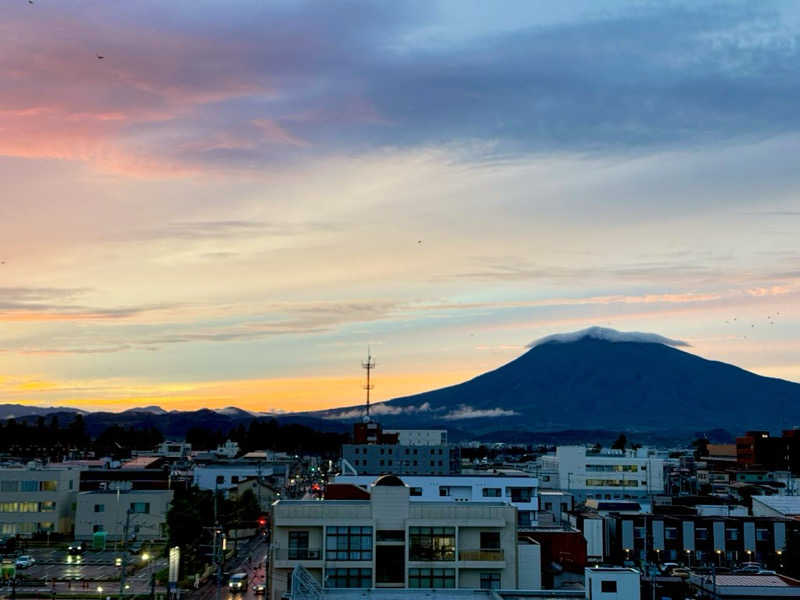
685 548 691 567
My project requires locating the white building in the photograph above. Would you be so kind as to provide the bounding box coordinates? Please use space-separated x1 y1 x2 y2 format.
271 474 540 600
0 465 82 536
334 473 539 527
585 567 640 600
538 446 673 501
74 489 173 541
193 463 281 490
383 430 448 446
752 495 800 519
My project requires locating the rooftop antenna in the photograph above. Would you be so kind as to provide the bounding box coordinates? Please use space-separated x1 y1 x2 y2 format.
362 347 375 420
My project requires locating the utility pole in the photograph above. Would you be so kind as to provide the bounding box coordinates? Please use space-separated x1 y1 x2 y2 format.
213 482 222 600
362 349 375 419
119 508 131 596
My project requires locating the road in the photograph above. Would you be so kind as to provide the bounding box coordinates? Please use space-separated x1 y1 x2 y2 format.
190 537 268 600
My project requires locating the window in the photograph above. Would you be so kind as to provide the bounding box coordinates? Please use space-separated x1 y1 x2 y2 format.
376 530 404 542
634 527 645 540
544 502 553 511
326 526 372 561
39 501 55 512
0 481 18 492
21 481 38 492
354 447 359 454
405 448 409 455
130 502 150 514
409 527 455 561
40 480 57 492
438 449 443 455
756 528 769 542
387 448 392 455
482 488 501 498
439 487 449 497
726 529 739 541
231 476 239 483
380 448 385 455
586 464 639 472
696 528 709 541
325 568 371 588
93 503 105 513
413 449 418 455
601 580 617 593
288 531 311 559
561 502 569 512
409 568 454 589
0 503 17 512
93 524 105 533
18 502 38 512
430 460 435 467
387 460 393 466
413 460 418 466
438 461 443 466
410 487 423 497
480 531 500 550
379 460 385 466
509 488 532 502
480 572 501 590
585 479 639 487
665 528 678 540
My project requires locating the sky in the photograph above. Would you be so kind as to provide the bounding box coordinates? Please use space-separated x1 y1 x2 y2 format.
2 0 800 413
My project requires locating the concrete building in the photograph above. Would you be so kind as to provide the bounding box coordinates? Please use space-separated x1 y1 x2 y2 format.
334 473 539 528
538 446 672 501
383 430 448 446
193 462 285 491
341 443 460 476
0 465 82 536
752 495 800 519
74 489 173 541
270 475 538 600
584 567 640 600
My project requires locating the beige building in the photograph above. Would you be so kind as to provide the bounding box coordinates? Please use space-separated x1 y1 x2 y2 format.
74 489 173 541
0 465 82 536
271 475 540 600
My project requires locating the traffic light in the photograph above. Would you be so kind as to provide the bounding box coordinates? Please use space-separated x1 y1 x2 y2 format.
257 516 267 528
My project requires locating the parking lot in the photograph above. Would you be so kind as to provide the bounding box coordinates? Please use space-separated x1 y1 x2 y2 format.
10 548 165 584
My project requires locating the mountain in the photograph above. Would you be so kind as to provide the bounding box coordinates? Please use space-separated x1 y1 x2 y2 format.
120 405 167 415
314 327 800 435
0 404 86 420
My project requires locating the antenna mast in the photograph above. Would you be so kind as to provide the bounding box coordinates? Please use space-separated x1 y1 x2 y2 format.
362 348 375 419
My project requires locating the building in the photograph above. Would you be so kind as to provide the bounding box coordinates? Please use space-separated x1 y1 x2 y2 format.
688 572 800 599
193 462 286 490
74 489 173 541
538 446 672 501
334 473 539 528
230 476 279 512
383 430 448 446
584 567 640 600
538 491 574 525
270 474 537 600
736 430 800 474
0 465 82 536
80 468 169 491
572 508 798 569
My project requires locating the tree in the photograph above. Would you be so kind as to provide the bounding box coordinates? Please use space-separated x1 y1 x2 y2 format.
692 437 710 460
612 433 628 450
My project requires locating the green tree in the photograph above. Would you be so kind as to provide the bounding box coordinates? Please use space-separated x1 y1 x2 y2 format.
612 433 627 450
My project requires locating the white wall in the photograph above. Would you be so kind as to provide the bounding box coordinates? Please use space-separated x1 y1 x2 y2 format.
585 568 641 600
518 542 542 589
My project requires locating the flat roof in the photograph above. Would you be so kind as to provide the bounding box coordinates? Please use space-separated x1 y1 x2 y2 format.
708 575 800 588
753 495 800 515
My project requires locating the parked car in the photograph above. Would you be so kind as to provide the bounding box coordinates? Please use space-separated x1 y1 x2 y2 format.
252 582 266 595
670 568 691 579
659 562 680 574
128 542 143 555
15 555 35 569
67 541 86 555
228 573 248 593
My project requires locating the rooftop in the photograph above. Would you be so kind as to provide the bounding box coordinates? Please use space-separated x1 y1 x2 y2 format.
753 495 800 515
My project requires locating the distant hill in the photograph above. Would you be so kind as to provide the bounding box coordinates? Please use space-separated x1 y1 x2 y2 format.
0 404 86 420
312 327 800 436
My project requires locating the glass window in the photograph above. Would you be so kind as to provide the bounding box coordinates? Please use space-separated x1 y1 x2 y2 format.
480 531 501 550
726 529 739 541
326 526 372 561
325 568 371 588
40 481 57 492
479 572 501 590
0 503 18 512
482 488 501 498
130 502 150 514
409 527 455 561
509 488 532 502
40 501 56 512
288 531 310 559
408 568 455 588
756 529 769 541
696 528 709 541
18 502 38 512
410 487 423 497
0 481 18 492
94 504 104 513
439 487 449 497
601 581 617 593
21 481 38 492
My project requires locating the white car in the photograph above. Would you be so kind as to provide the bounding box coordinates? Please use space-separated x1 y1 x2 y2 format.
15 555 35 569
228 573 248 593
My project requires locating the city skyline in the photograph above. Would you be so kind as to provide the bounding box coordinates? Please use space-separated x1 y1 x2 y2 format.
3 1 800 412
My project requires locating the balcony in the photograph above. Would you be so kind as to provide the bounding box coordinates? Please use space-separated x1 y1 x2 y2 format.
458 549 505 562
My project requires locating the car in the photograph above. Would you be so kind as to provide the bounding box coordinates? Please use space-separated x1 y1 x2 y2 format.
15 555 35 569
659 562 680 574
228 573 248 593
252 582 266 595
670 568 691 579
67 541 86 555
128 542 143 555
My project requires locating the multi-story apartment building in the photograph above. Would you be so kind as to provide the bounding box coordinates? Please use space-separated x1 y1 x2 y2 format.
270 475 541 600
193 462 287 491
736 430 800 473
538 446 672 501
0 465 82 536
74 489 173 541
571 508 798 569
334 474 539 528
341 443 460 476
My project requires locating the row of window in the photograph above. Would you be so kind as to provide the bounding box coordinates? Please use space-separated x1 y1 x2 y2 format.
0 501 56 513
325 526 373 561
351 447 446 455
0 480 61 492
0 522 55 535
351 459 446 467
585 464 640 472
631 526 771 542
585 479 640 487
322 568 500 590
92 502 150 514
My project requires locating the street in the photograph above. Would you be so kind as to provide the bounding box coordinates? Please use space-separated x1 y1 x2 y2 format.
190 537 268 600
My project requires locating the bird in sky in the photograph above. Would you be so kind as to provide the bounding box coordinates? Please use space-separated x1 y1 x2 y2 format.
97 55 104 60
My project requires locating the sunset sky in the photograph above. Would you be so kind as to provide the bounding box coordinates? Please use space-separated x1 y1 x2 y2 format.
2 1 800 413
